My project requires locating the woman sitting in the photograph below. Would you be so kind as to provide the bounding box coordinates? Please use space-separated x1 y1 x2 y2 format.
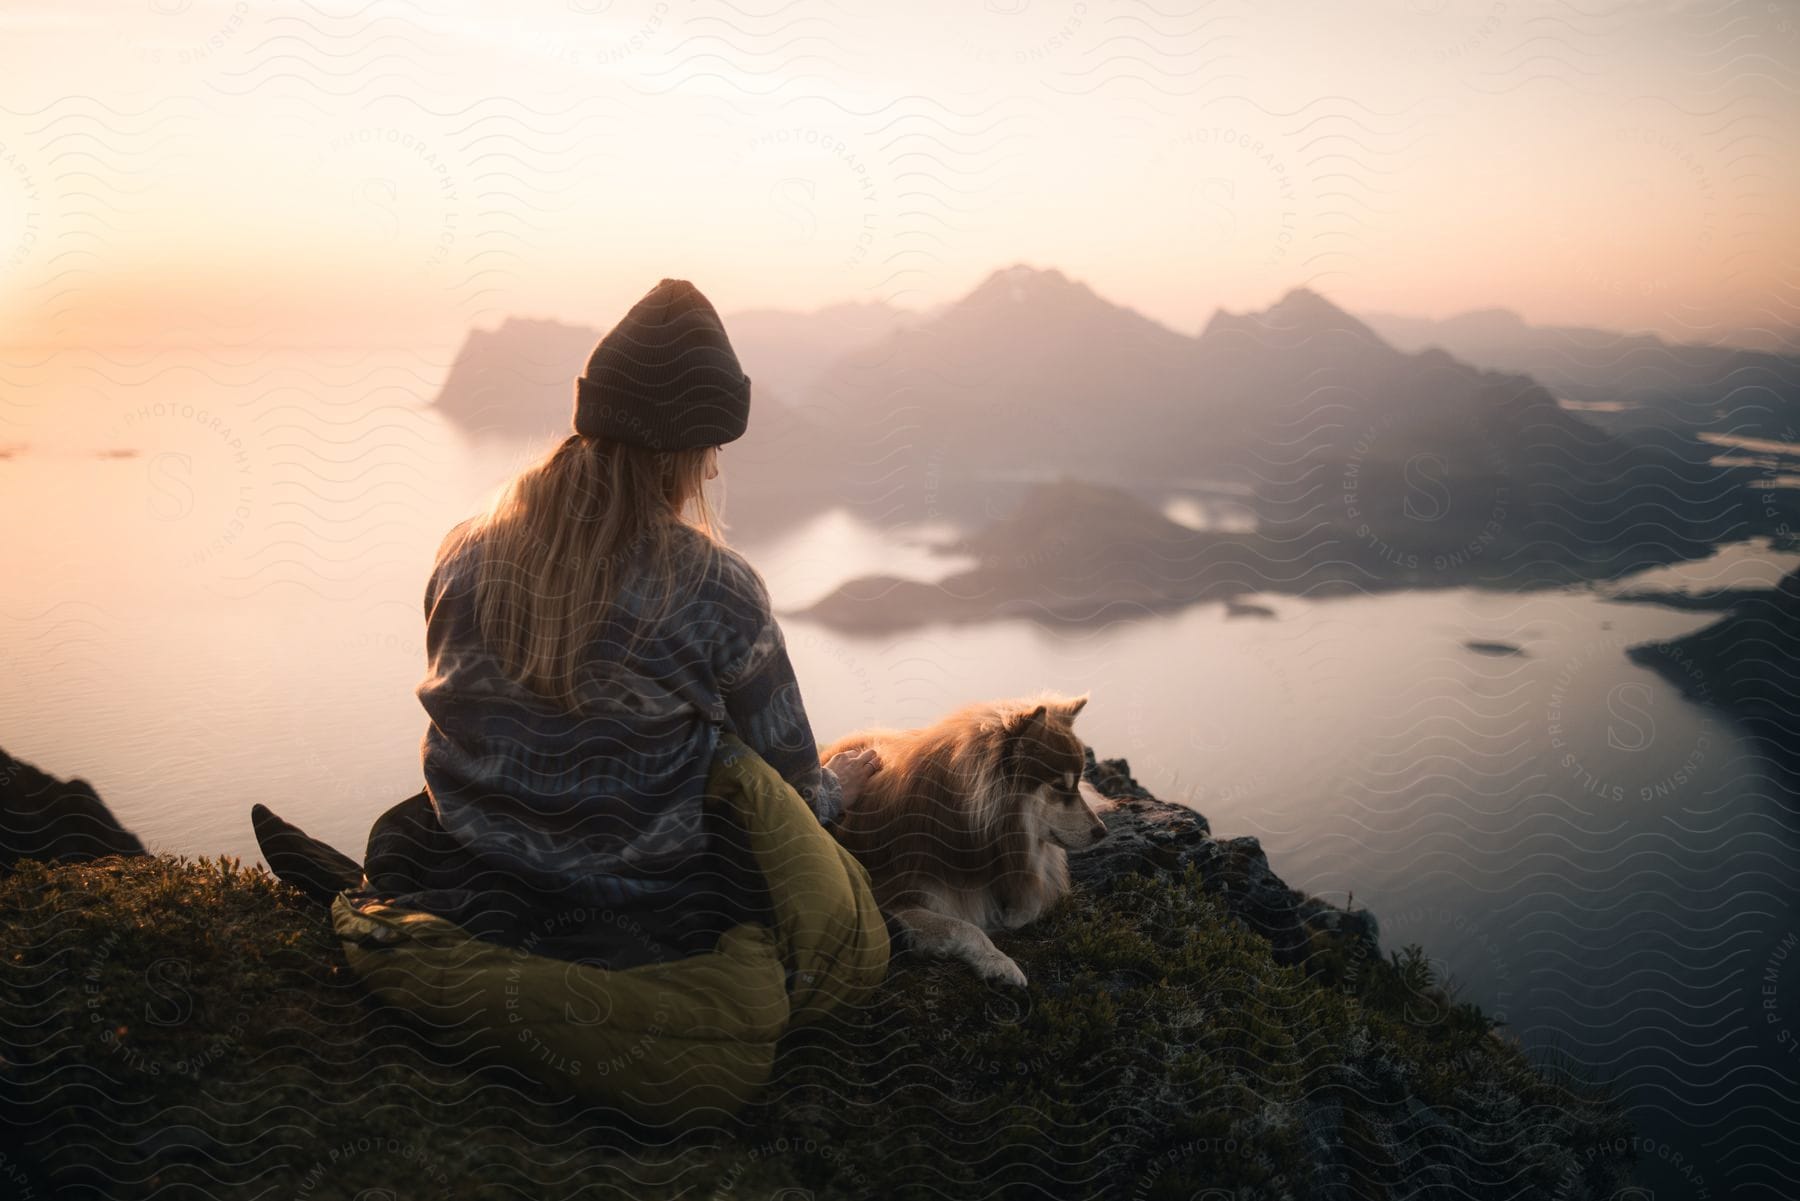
253 277 882 972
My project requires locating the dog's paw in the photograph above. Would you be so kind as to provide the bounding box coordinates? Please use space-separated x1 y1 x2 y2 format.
979 952 1028 988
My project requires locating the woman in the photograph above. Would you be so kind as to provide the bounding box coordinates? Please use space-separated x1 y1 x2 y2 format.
253 277 881 970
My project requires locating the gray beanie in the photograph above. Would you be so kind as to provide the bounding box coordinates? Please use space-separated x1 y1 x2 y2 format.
572 278 752 450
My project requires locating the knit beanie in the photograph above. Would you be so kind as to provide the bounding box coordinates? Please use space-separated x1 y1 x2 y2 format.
572 279 752 450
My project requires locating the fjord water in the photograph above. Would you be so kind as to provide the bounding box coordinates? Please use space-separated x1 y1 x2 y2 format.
3 363 1797 1195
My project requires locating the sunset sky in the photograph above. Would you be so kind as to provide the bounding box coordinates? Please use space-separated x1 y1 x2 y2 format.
2 0 1796 349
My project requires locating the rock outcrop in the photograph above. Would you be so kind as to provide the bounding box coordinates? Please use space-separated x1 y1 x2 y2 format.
0 750 1632 1200
1628 564 1800 781
1079 750 1381 969
0 746 145 874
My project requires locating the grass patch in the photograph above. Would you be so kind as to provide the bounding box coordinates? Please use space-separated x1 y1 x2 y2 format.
0 854 1632 1199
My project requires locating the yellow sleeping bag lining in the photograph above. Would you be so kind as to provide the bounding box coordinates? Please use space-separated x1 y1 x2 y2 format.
329 734 889 1125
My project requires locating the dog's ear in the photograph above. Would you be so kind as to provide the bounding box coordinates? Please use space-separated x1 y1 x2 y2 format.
1004 704 1054 777
1003 704 1052 750
1052 693 1089 722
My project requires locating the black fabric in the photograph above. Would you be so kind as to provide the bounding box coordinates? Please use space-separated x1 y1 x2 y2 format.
358 788 774 970
251 803 362 905
572 278 751 450
883 909 910 954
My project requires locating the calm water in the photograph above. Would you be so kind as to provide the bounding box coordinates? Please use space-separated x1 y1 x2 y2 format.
3 349 1797 1194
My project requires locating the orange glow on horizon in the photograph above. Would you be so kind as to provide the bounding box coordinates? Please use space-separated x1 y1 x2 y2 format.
0 0 1794 351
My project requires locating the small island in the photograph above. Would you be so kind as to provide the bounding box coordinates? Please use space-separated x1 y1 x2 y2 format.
793 477 1734 634
1464 640 1526 657
1224 598 1278 620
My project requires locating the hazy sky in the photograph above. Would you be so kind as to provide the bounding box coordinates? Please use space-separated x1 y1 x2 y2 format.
1 0 1795 348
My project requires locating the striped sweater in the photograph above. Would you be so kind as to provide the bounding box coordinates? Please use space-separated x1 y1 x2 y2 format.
401 518 842 963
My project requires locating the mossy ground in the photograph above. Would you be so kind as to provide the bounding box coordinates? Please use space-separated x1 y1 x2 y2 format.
0 854 1631 1200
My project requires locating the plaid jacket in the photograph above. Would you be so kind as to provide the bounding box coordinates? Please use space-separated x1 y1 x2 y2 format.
401 519 842 961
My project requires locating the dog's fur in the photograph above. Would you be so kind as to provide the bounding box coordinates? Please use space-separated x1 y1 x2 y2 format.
821 693 1108 987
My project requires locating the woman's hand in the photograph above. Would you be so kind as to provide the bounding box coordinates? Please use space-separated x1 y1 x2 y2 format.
824 746 882 805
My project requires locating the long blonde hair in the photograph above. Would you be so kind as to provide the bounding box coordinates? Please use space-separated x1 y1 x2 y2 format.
440 434 724 712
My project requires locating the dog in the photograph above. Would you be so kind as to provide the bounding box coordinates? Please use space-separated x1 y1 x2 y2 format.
820 693 1109 987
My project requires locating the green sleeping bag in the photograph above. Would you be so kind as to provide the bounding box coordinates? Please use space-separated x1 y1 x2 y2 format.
329 734 890 1125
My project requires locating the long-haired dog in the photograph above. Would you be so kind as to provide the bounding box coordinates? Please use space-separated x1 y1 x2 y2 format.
820 694 1109 987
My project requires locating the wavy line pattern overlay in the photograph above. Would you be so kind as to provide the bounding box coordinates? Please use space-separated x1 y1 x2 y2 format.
2 1 1798 1198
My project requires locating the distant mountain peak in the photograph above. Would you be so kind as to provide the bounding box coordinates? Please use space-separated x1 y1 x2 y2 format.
1201 285 1385 347
1449 306 1528 327
889 263 1194 359
970 262 1082 303
998 262 1068 282
1266 286 1364 327
1270 285 1333 309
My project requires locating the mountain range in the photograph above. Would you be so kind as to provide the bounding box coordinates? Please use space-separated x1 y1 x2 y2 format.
430 266 1799 606
1361 306 1800 442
